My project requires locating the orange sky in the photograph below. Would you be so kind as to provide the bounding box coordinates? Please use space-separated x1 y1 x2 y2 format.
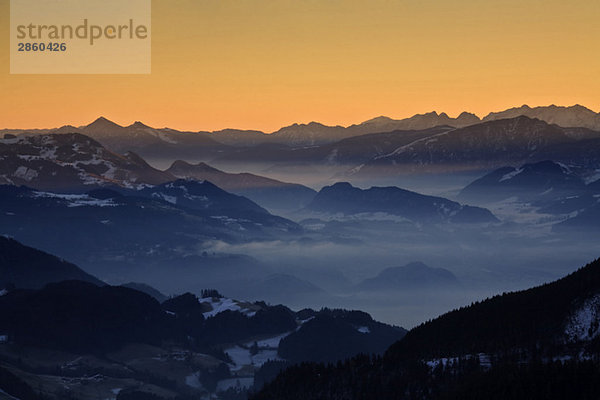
1 0 599 132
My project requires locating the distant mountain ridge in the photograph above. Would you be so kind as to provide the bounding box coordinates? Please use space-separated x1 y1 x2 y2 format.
0 132 315 211
356 262 459 292
457 160 600 231
3 104 599 149
4 108 600 200
3 106 600 191
28 116 232 161
209 126 453 171
166 160 317 211
482 104 600 131
307 182 498 224
459 160 589 204
350 116 600 179
346 111 480 134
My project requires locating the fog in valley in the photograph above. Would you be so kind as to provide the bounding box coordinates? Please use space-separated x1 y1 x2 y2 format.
89 158 600 329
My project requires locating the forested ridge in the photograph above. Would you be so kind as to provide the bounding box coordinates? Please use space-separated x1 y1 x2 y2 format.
252 258 600 400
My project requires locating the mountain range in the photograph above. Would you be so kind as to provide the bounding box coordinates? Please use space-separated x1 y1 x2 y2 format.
349 116 600 180
4 103 600 400
2 127 597 294
0 131 317 211
53 117 230 160
207 125 453 172
482 104 600 131
0 182 300 287
177 115 600 186
3 104 599 155
4 106 600 193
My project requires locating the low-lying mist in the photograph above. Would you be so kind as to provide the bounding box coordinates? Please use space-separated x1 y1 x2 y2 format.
88 206 599 329
13 151 597 330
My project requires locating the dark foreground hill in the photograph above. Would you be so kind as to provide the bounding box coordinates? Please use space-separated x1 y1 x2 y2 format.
0 236 103 289
0 243 406 400
253 258 600 400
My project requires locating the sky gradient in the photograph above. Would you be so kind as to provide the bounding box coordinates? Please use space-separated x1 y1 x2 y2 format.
1 0 599 131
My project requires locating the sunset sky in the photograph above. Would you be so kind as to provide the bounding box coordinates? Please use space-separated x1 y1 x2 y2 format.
1 0 599 132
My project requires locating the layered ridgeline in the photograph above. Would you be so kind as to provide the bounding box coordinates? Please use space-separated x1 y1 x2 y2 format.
0 132 315 211
3 106 600 181
0 131 498 302
482 104 600 131
0 131 308 289
207 126 453 172
50 117 230 160
0 181 300 290
458 160 600 232
307 182 498 224
206 116 600 188
166 160 317 211
254 257 600 400
4 111 600 195
349 116 600 179
0 239 406 400
4 104 599 150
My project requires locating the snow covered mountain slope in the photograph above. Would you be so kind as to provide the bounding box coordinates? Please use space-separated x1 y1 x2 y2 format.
0 133 172 191
459 160 588 204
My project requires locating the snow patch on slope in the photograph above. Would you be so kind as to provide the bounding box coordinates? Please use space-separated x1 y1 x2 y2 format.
185 372 203 389
225 344 282 372
151 192 177 204
13 166 38 181
31 191 118 208
565 293 600 342
200 298 242 318
499 168 523 182
198 297 258 318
